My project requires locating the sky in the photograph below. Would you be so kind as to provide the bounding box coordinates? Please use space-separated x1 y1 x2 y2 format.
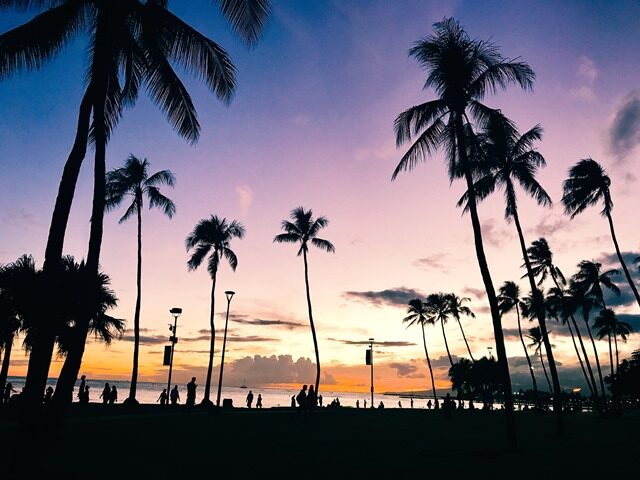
1 0 640 395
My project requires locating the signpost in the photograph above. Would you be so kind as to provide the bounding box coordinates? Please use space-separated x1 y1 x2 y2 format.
366 338 374 408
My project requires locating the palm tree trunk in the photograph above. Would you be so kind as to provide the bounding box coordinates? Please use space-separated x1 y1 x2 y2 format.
202 268 217 405
613 332 619 375
512 204 563 434
127 204 143 403
456 117 516 448
440 320 454 367
23 87 93 409
516 305 539 408
607 332 614 377
606 209 640 308
303 250 321 397
585 318 606 398
457 319 475 361
421 324 438 406
0 335 14 395
565 316 594 397
53 328 90 404
539 349 552 393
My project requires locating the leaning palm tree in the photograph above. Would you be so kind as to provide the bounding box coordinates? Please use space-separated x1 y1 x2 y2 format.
0 0 269 408
186 215 244 406
527 238 598 400
274 207 334 397
105 155 175 404
425 293 455 367
392 17 535 446
402 299 438 406
593 308 632 377
526 327 552 393
497 281 539 407
562 159 640 309
460 114 563 431
446 293 476 361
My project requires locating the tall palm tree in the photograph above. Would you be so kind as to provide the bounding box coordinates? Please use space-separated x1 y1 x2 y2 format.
446 294 476 361
402 298 438 406
497 281 539 407
593 308 632 377
186 215 244 406
0 289 21 395
460 114 563 431
0 0 269 408
424 293 455 367
527 238 598 400
392 17 535 447
104 155 175 404
562 159 640 309
274 207 334 397
526 327 552 393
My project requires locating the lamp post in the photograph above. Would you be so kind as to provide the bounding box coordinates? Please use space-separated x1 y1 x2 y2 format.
369 338 374 408
166 307 182 399
216 291 235 407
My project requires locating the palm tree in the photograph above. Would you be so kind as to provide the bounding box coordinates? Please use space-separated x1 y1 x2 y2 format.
593 309 632 377
186 215 244 406
392 17 535 446
497 281 539 407
104 155 175 404
446 294 476 361
461 114 563 431
0 0 269 408
449 358 474 399
527 238 598 400
402 299 438 406
0 289 21 395
274 207 334 397
562 159 640 308
526 327 552 393
425 293 455 367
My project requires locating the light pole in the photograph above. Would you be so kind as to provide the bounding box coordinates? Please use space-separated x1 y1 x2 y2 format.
369 338 374 408
166 307 182 400
216 290 235 408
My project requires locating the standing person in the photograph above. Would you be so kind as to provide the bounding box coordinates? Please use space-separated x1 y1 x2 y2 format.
157 389 168 405
246 389 254 408
306 385 317 411
3 382 16 404
410 398 414 409
256 394 262 409
77 375 86 403
100 383 111 404
318 394 323 408
427 399 432 410
356 400 360 409
186 377 197 407
398 400 402 408
364 399 367 409
109 385 118 404
290 395 296 408
296 385 307 411
82 386 90 404
170 385 180 405
43 386 54 404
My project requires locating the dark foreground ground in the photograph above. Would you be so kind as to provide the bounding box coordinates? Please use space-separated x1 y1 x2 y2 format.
1 405 638 479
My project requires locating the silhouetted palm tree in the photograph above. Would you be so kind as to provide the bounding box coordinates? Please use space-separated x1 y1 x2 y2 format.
0 286 21 395
526 327 552 393
497 281 539 407
449 358 474 399
425 293 455 367
447 294 476 361
392 17 535 445
461 114 563 430
274 207 334 396
562 159 640 309
187 215 244 406
403 299 438 406
593 308 632 377
105 155 175 404
0 0 269 407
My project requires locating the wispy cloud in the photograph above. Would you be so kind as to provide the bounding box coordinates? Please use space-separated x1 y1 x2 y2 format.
480 219 511 248
462 286 487 300
569 55 597 101
235 184 253 214
343 287 426 307
327 338 416 347
413 253 450 273
610 90 640 160
389 362 424 378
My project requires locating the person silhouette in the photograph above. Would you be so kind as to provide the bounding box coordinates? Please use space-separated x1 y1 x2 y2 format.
318 394 323 408
186 377 197 407
100 383 110 404
109 385 118 404
256 394 262 409
158 389 168 405
364 399 367 409
410 397 414 409
290 395 296 408
306 385 317 411
77 375 86 402
356 400 360 409
43 386 54 404
378 401 385 409
3 382 16 404
170 385 180 405
398 400 402 408
427 399 432 410
295 385 307 411
443 393 454 419
246 390 254 408
82 385 90 404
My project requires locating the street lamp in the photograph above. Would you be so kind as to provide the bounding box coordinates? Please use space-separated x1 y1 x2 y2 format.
166 307 182 400
216 290 235 408
368 338 374 408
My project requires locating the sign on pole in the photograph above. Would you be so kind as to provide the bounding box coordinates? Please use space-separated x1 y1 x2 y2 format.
163 345 172 366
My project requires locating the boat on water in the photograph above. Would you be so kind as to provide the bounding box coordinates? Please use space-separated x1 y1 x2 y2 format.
240 379 248 389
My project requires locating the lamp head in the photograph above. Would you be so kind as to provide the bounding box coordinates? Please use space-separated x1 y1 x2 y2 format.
225 290 235 302
170 307 182 318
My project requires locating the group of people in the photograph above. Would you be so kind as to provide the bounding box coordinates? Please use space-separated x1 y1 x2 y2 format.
293 384 324 411
245 390 263 408
157 377 198 406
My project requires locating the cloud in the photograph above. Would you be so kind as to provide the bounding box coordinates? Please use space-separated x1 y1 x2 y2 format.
235 185 253 214
121 335 167 345
529 214 569 238
413 254 450 273
429 355 461 368
327 338 416 347
228 354 316 385
610 90 640 159
462 286 487 300
480 219 511 248
569 56 597 102
596 251 640 308
232 317 305 330
342 287 426 307
388 362 425 378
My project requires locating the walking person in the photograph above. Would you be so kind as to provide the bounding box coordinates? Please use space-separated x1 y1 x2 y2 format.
256 394 262 409
109 385 118 404
158 389 168 405
246 390 254 408
186 377 197 407
170 385 180 405
296 385 307 411
82 385 90 404
100 383 111 404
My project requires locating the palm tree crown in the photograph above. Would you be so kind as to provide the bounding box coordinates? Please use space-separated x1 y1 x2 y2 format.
187 216 245 274
526 238 566 287
273 207 335 255
561 158 612 218
572 260 620 308
593 309 632 343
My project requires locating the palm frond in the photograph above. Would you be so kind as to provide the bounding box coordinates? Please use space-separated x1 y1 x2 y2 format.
310 237 335 253
215 0 270 46
146 186 176 218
